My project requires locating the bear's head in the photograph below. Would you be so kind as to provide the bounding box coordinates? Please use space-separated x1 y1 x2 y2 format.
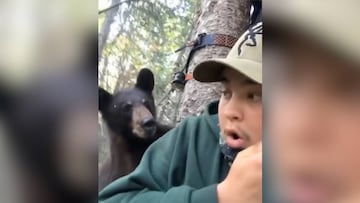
99 68 158 142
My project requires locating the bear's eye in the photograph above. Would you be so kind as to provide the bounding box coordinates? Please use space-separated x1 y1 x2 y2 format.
122 102 132 111
142 99 150 109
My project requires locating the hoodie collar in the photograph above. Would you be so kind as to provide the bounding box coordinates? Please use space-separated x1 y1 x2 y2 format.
203 100 220 140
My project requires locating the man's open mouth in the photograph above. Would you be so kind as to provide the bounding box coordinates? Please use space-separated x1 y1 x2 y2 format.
224 129 246 149
286 172 335 203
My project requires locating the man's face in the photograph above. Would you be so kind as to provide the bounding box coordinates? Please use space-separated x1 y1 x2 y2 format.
56 105 98 194
218 68 262 150
268 33 360 203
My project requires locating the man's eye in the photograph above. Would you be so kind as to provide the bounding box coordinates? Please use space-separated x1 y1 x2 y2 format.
248 93 262 102
222 89 232 99
335 80 360 98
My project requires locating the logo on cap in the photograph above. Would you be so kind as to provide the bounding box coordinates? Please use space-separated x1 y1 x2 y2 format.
238 22 263 55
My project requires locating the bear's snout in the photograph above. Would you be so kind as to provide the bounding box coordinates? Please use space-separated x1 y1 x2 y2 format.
131 104 157 139
142 118 157 137
142 118 156 129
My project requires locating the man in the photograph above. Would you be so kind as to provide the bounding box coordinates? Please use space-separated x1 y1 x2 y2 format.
265 1 360 203
99 22 263 203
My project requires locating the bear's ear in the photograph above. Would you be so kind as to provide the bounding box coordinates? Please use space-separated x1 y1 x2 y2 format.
99 87 112 113
135 68 154 93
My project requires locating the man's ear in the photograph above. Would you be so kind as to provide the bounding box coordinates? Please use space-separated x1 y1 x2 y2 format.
135 68 154 93
99 87 112 113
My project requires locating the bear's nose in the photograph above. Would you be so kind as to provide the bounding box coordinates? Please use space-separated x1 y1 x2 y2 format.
142 118 156 128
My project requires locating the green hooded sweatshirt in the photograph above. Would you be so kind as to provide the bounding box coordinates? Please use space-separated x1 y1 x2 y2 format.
99 101 230 203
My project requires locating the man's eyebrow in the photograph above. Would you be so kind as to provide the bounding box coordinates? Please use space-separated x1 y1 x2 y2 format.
219 77 228 83
221 74 259 85
241 78 258 85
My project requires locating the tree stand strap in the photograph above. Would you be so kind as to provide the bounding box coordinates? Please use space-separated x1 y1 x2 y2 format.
211 34 239 48
176 33 238 82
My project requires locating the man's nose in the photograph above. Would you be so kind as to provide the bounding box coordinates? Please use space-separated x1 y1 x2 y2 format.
288 94 332 146
223 99 244 121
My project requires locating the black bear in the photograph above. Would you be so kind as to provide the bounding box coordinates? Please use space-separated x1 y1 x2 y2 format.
98 68 172 191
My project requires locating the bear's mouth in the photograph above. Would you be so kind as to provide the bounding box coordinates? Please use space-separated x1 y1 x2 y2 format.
143 125 157 138
132 123 157 140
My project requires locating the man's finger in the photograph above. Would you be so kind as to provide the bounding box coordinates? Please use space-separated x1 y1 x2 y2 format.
236 142 262 159
232 142 262 169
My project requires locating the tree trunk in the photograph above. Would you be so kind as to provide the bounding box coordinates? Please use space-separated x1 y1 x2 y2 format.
179 0 251 120
98 0 122 61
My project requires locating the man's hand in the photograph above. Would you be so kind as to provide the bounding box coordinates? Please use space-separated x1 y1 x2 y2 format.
217 142 262 203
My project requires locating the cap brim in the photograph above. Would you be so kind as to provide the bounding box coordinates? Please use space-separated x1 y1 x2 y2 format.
193 58 262 83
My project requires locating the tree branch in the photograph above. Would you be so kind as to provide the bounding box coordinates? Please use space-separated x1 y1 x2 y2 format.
99 0 128 14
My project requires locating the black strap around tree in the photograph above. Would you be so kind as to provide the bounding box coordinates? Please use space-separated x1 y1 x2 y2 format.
175 33 238 75
172 0 261 85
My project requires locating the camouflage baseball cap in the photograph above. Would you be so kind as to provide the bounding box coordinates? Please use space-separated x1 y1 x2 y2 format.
193 22 262 84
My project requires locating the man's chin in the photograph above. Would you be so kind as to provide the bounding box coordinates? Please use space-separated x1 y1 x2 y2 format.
220 144 243 163
283 180 334 203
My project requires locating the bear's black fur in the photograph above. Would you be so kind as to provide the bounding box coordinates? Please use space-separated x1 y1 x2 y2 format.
98 68 172 191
